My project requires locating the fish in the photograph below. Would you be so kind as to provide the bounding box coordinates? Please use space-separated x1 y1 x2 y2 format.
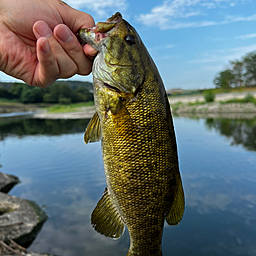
79 12 185 256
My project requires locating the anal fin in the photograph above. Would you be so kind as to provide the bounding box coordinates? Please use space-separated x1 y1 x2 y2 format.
91 187 125 239
166 172 185 225
84 112 101 144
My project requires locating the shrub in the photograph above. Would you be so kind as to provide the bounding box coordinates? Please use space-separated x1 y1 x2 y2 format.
243 93 255 103
203 91 215 103
58 97 72 105
43 93 57 103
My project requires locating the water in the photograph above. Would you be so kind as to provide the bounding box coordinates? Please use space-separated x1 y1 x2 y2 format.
0 116 256 256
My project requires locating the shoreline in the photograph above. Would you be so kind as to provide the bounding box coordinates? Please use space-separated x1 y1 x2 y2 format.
1 91 256 120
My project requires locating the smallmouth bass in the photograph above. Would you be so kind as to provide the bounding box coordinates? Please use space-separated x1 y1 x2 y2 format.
79 12 185 256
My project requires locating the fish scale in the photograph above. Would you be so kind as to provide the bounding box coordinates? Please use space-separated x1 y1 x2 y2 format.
79 12 185 256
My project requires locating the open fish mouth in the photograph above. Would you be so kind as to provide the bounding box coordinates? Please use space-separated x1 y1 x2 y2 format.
78 12 123 51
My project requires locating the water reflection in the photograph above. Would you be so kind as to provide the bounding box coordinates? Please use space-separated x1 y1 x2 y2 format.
0 117 256 256
0 117 89 140
204 118 256 151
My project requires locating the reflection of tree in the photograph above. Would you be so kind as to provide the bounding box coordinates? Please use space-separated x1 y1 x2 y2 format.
0 118 90 141
205 118 256 151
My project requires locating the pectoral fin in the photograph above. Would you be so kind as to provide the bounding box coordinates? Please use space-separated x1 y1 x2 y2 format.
84 112 101 144
91 187 125 239
166 173 185 225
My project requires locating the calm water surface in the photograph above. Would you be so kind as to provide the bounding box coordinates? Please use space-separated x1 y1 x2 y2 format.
0 117 256 256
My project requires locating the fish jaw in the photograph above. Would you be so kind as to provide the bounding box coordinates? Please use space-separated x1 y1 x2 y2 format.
78 12 122 52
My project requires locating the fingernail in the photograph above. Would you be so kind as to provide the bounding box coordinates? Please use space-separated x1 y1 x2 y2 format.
36 21 52 37
57 26 72 43
40 38 51 54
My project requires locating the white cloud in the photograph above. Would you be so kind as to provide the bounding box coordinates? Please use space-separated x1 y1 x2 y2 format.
137 0 254 30
190 44 256 64
148 44 175 51
235 33 256 40
65 0 127 17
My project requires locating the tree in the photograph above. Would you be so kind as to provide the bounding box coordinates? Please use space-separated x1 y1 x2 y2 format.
230 60 244 87
72 86 93 102
0 87 12 99
9 83 24 99
213 69 235 88
21 87 43 103
243 52 256 86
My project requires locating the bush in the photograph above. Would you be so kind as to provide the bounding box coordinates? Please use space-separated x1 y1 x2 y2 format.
203 91 215 103
58 97 72 105
243 93 255 103
43 93 57 103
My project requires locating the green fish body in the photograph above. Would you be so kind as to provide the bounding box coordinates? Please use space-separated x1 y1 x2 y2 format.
79 12 185 256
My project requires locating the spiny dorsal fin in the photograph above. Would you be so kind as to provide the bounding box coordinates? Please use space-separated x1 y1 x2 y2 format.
84 112 101 144
166 172 185 225
91 187 125 239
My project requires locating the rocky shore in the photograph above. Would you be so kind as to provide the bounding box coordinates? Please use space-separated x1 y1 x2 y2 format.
172 102 256 119
0 172 58 256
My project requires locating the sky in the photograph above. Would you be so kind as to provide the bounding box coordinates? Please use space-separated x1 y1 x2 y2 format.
2 0 256 89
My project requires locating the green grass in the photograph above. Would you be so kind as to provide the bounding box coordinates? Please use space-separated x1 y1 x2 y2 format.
45 101 94 113
0 98 22 104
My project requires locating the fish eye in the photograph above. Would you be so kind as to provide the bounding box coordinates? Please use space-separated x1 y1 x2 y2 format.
124 34 136 45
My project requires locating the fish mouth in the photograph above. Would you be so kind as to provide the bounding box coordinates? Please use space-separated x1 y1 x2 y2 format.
78 12 122 51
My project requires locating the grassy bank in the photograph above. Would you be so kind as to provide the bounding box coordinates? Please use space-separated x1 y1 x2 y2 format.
0 99 95 114
44 101 94 113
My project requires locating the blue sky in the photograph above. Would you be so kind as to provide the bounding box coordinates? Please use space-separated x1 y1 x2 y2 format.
2 0 256 89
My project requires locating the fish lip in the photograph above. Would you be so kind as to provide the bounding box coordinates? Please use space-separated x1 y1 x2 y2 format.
78 13 123 51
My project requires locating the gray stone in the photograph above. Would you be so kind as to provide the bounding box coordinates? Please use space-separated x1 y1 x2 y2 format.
3 253 58 256
0 172 20 193
0 192 47 248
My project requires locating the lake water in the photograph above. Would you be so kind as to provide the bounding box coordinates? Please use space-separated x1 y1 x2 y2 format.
0 116 256 256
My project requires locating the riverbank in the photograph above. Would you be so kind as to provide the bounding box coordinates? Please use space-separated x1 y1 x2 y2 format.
1 91 256 119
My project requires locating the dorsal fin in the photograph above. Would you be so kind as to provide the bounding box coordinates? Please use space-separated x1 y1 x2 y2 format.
84 112 101 144
91 187 125 239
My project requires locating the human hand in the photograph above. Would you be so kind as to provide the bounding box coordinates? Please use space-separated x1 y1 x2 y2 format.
0 0 97 88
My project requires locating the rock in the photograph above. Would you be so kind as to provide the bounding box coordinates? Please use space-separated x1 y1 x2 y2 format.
2 252 58 256
0 172 20 193
0 192 47 248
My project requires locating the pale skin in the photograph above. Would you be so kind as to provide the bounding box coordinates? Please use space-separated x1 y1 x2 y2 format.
0 0 97 88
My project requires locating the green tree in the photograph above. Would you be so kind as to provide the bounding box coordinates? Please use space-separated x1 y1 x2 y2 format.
72 86 93 102
9 83 24 99
43 93 57 103
0 87 12 99
59 83 73 99
213 69 235 88
243 52 256 86
21 87 43 103
230 60 244 87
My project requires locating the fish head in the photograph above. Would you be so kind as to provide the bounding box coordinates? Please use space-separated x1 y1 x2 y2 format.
79 12 146 96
